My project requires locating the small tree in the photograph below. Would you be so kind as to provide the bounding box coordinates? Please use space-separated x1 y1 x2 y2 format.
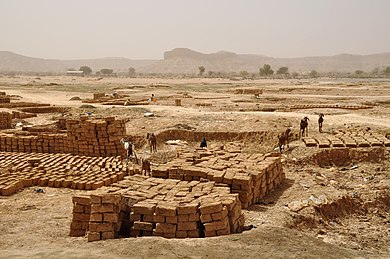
276 66 289 75
355 70 364 76
239 70 249 79
309 70 318 78
100 68 113 76
291 72 299 79
259 64 274 76
128 67 136 77
79 66 92 75
198 66 205 77
383 66 390 75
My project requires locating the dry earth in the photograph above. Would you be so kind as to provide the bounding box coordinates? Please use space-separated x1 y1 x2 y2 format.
1 76 390 258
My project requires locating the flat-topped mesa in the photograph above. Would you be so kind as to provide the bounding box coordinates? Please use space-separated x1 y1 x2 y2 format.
70 175 245 241
0 116 126 157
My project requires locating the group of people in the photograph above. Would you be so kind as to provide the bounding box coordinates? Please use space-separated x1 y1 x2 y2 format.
279 113 325 152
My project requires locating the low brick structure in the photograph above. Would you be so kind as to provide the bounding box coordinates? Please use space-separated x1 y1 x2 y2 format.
302 132 390 148
70 175 245 241
139 147 285 208
0 117 126 157
0 112 13 129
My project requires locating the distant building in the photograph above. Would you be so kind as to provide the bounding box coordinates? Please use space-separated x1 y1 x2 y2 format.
66 70 84 76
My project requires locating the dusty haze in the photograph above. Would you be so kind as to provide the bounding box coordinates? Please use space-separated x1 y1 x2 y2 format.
1 0 390 60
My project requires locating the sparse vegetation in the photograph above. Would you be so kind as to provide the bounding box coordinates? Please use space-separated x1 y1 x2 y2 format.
198 66 205 77
259 64 274 76
79 66 92 75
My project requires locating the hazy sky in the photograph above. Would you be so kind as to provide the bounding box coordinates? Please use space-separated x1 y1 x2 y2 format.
1 0 389 60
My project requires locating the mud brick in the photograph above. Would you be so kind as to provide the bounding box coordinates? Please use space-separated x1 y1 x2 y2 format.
101 231 115 240
187 229 201 238
163 232 176 238
200 213 213 223
1 185 16 196
103 213 119 223
155 203 177 217
199 201 223 215
73 204 85 213
176 230 188 238
82 221 90 230
223 170 235 185
90 194 102 204
102 194 121 204
91 203 114 213
132 202 156 215
213 171 225 183
70 229 86 237
85 206 91 214
211 207 228 221
129 212 142 222
152 230 164 237
204 218 229 232
177 222 199 231
204 230 217 237
153 214 165 223
133 221 154 231
143 214 154 222
130 228 142 237
38 178 48 186
73 213 91 221
155 223 176 234
62 179 72 188
143 230 153 236
92 181 104 190
87 232 101 242
89 222 114 232
177 203 199 215
188 213 200 222
178 214 189 222
165 216 178 224
73 196 91 206
216 227 230 236
70 221 83 230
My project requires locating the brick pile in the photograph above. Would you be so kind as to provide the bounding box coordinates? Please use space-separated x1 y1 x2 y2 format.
87 194 123 241
0 152 127 196
70 196 91 237
0 112 13 129
137 147 285 208
93 93 106 100
64 117 125 157
0 117 126 157
69 175 245 241
0 96 11 103
303 132 390 148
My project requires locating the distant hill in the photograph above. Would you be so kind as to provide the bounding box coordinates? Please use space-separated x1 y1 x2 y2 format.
1 49 390 74
138 48 390 74
0 51 155 73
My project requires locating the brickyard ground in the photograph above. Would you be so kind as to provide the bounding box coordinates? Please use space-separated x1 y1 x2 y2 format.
0 76 390 258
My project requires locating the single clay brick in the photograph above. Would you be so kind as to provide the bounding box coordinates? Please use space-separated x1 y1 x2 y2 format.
87 231 101 242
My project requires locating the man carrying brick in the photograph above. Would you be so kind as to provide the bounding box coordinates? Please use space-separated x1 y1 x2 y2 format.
120 138 138 164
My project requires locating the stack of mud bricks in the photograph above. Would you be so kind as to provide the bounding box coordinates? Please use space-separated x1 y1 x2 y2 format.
87 194 123 241
0 133 66 153
68 175 245 241
0 116 125 157
0 112 13 129
0 151 127 196
146 148 285 209
93 93 106 100
130 200 203 238
65 117 126 157
0 92 10 104
70 196 91 237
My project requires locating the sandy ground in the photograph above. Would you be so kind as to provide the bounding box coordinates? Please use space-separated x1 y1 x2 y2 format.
1 76 390 258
